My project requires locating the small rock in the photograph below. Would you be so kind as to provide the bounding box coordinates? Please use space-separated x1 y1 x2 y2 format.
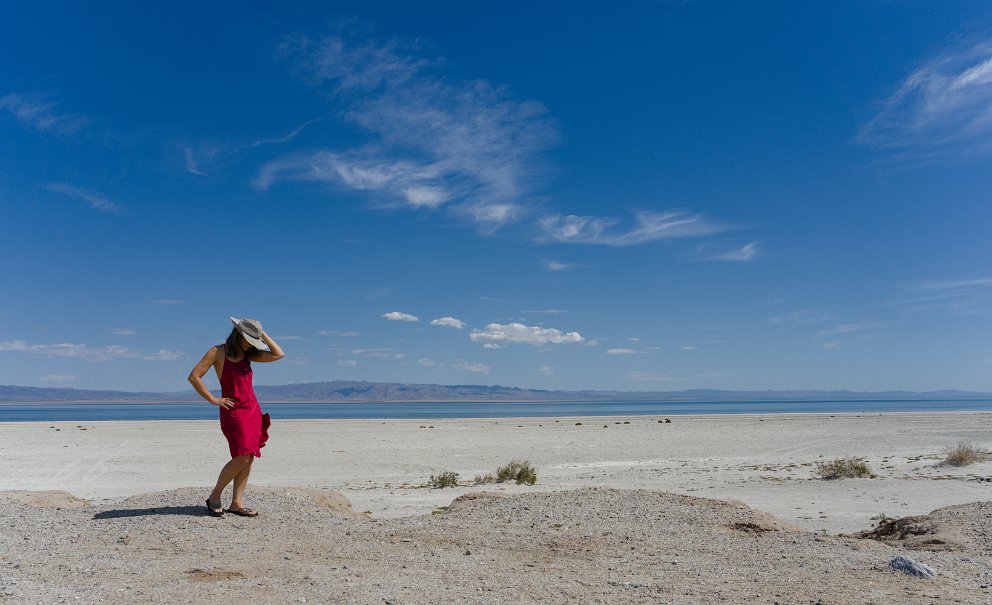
889 555 935 579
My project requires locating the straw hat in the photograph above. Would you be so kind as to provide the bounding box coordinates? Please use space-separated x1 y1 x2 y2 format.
229 317 267 350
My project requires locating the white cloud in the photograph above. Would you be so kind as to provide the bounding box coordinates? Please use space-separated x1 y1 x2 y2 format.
0 340 182 362
681 346 699 351
338 360 358 367
351 348 406 359
46 183 119 212
909 277 992 291
469 322 584 346
889 277 992 316
538 364 554 376
418 358 442 367
252 118 323 148
431 316 466 329
482 343 504 349
454 360 491 374
402 186 450 208
274 335 301 341
40 374 75 382
382 311 419 322
710 241 759 262
539 210 725 246
111 329 136 336
543 259 574 272
258 31 557 230
0 92 86 134
767 310 837 326
606 348 637 355
184 147 205 175
858 41 992 159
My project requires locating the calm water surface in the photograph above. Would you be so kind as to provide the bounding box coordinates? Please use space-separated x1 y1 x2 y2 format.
2 399 991 422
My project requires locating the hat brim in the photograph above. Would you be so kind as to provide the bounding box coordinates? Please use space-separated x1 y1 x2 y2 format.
230 317 268 350
239 332 267 350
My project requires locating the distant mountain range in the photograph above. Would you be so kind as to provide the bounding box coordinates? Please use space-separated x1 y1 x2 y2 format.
1 382 989 403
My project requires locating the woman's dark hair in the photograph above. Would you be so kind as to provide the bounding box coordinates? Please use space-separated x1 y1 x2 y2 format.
225 327 259 360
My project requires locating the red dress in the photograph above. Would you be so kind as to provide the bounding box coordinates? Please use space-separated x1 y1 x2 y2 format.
219 352 270 458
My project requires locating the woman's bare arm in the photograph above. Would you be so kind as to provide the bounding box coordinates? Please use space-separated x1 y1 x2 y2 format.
187 346 234 409
254 331 285 363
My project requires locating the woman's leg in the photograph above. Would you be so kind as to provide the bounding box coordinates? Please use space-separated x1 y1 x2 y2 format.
209 455 253 505
230 455 254 510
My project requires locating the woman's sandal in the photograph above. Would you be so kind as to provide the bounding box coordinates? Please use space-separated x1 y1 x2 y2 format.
226 507 259 517
205 498 225 518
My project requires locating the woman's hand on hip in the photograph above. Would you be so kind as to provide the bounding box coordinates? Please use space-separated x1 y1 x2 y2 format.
212 397 236 410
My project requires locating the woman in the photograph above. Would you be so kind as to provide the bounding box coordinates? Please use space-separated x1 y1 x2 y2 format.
188 317 285 517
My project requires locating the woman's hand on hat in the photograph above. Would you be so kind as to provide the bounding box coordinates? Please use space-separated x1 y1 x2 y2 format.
212 397 236 410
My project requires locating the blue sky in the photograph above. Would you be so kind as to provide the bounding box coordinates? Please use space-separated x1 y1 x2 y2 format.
2 1 991 393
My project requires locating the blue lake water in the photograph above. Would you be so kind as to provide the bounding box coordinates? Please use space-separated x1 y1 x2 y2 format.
1 399 991 422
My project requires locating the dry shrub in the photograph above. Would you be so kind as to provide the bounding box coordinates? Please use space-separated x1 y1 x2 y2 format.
814 457 875 479
473 473 495 485
943 441 989 467
496 460 537 485
429 471 459 488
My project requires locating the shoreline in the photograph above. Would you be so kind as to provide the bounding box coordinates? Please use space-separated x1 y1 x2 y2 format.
1 412 989 535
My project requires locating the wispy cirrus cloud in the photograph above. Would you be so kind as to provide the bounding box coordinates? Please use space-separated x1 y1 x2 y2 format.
890 277 992 316
606 348 638 355
251 118 323 148
350 348 406 359
0 92 86 134
767 309 837 326
256 30 557 230
538 210 726 246
858 40 992 160
0 340 182 362
708 241 760 262
46 183 119 212
469 322 584 347
40 374 76 382
815 322 875 339
543 259 575 272
318 330 359 337
625 371 686 382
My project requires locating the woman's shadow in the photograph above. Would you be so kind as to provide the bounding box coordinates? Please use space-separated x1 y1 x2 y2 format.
93 505 207 519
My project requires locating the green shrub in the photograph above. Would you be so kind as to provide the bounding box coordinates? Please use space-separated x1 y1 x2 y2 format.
496 460 537 485
429 471 459 488
943 441 989 467
814 457 875 479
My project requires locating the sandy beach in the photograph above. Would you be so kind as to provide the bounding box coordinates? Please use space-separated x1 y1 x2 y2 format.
2 412 991 603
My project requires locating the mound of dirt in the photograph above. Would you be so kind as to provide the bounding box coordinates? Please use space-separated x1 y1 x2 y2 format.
859 500 992 555
0 490 89 508
2 487 989 604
